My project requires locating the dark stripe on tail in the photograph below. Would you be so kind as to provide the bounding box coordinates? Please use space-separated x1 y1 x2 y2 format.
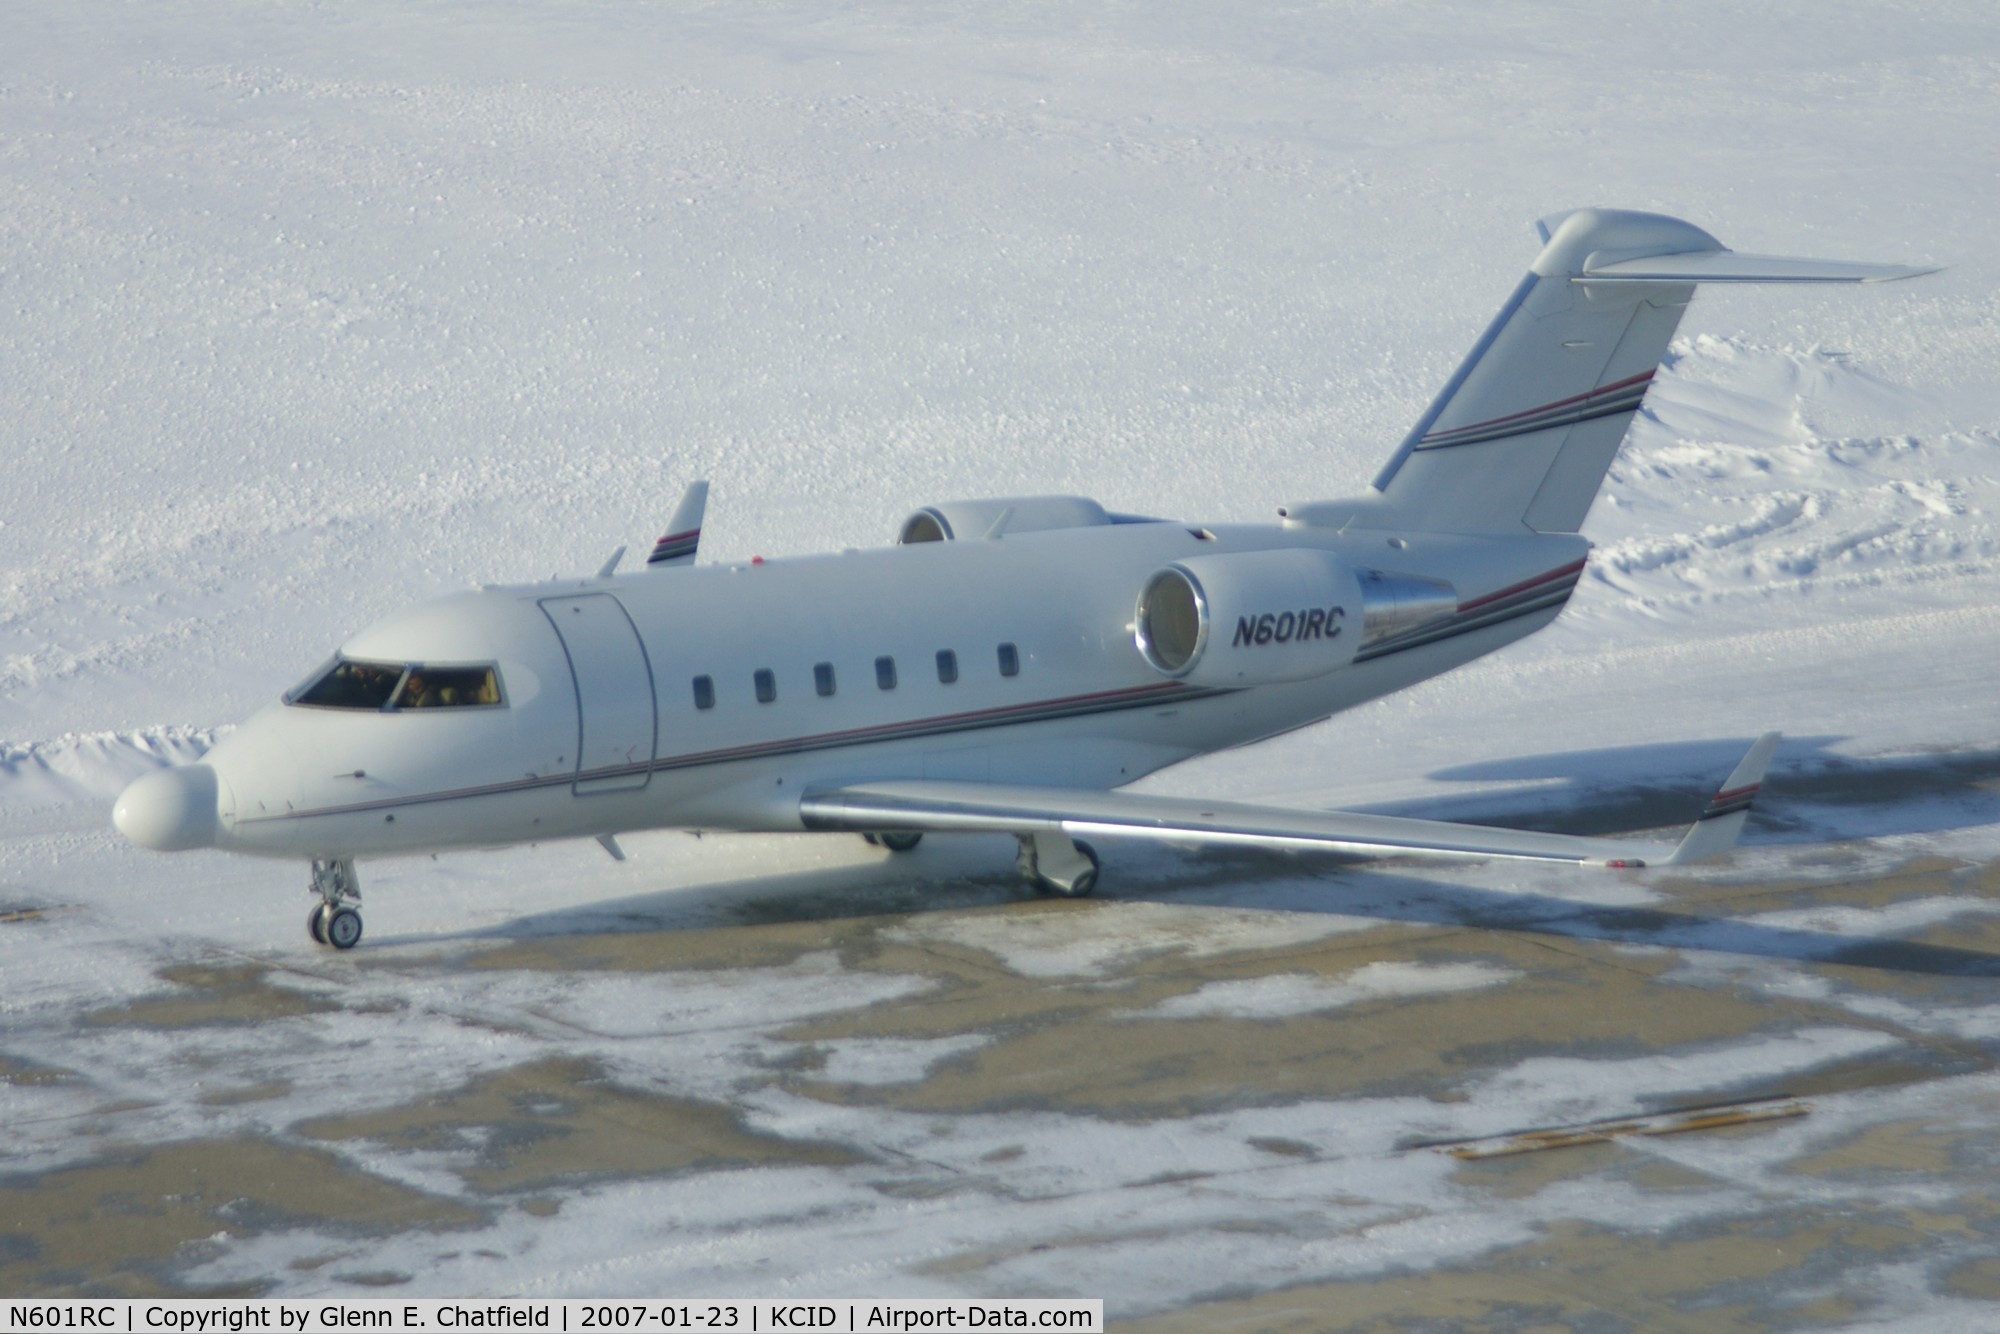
1417 372 1655 451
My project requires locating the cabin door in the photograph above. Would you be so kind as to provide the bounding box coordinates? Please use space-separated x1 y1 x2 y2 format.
539 594 657 794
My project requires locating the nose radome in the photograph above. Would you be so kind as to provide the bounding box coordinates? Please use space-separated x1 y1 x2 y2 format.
113 764 222 851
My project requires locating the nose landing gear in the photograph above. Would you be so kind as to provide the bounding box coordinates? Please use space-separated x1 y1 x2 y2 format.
307 857 363 950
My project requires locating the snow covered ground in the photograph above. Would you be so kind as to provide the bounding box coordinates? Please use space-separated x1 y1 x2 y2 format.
6 0 2000 1320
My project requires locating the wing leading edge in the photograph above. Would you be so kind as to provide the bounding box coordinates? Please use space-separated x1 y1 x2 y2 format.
800 733 1780 870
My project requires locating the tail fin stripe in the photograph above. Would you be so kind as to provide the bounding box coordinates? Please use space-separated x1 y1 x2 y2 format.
1419 371 1654 450
1425 370 1655 441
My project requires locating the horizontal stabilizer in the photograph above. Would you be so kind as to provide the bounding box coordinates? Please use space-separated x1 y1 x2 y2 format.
1579 252 1937 285
648 480 709 569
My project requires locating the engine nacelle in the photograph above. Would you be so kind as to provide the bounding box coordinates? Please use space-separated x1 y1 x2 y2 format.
1134 551 1462 687
1356 569 1458 648
899 495 1112 544
1134 549 1365 687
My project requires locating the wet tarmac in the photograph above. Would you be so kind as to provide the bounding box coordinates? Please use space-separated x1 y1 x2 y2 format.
6 801 2000 1326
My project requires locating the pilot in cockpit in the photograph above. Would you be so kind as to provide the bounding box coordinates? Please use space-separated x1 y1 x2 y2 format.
402 672 434 708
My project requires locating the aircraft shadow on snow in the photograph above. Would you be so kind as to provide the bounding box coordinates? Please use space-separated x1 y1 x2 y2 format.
1404 733 2000 843
399 736 2000 981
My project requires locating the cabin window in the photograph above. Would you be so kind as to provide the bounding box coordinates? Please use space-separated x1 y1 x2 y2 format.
997 642 1020 677
936 649 958 684
875 655 897 690
692 675 715 710
391 665 502 710
814 662 836 697
755 668 777 704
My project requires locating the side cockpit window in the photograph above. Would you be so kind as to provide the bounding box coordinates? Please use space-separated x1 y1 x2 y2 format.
287 659 502 711
288 659 405 710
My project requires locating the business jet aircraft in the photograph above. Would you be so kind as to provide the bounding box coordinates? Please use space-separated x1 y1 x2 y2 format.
113 209 1931 949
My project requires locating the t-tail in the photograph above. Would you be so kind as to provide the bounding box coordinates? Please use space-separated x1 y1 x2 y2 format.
1288 209 1934 537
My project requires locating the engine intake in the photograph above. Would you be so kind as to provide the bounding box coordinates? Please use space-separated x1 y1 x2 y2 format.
1135 551 1462 686
1134 549 1364 687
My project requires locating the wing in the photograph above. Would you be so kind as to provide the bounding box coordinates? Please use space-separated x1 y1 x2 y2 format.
801 733 1780 870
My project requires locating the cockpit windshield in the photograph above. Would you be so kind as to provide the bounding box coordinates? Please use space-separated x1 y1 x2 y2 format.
392 665 501 709
289 660 404 710
287 659 503 711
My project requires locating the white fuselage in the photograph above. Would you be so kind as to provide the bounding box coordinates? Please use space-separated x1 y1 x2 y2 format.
110 208 1926 929
183 519 1586 862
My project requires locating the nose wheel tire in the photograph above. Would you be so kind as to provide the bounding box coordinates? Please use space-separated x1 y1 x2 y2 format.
307 856 363 949
324 907 363 950
877 831 924 853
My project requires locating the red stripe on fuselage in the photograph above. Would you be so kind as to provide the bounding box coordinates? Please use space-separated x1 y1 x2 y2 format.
1456 559 1588 614
657 679 1191 770
239 679 1211 826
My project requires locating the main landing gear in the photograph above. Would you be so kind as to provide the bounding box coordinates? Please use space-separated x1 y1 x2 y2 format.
306 857 363 950
1016 831 1100 897
861 831 925 853
861 827 1099 896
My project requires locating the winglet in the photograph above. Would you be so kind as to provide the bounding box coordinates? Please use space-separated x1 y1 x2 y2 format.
1661 732 1781 866
647 480 709 569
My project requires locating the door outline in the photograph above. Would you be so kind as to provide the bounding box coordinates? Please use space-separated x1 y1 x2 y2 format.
539 593 658 795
